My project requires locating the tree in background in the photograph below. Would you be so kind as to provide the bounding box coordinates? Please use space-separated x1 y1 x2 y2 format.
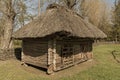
59 0 77 9
0 0 116 50
80 0 109 28
0 0 16 49
111 0 120 43
0 0 32 49
59 0 110 37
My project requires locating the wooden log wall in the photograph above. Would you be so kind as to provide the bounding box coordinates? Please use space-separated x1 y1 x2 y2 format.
56 43 62 69
55 39 93 70
21 38 93 72
22 39 48 68
73 41 93 62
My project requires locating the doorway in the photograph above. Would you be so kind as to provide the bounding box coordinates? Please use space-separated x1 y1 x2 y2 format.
61 43 74 67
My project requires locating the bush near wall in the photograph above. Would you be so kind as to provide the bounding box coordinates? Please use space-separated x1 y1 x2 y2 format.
0 49 15 61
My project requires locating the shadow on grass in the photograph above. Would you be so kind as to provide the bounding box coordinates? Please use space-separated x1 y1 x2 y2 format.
111 50 120 63
27 63 47 72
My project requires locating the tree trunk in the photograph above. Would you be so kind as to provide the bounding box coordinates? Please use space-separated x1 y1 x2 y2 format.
0 18 14 49
0 0 16 50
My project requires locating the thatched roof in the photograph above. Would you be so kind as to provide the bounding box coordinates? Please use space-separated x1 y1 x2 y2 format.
13 4 107 39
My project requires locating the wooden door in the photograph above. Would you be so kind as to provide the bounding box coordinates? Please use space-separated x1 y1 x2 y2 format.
62 44 74 67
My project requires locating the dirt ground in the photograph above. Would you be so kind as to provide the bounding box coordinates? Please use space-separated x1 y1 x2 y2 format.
21 60 96 79
0 59 96 80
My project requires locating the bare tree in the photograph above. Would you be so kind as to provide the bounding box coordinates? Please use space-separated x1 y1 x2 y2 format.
0 0 28 49
111 0 120 43
0 0 16 49
59 0 78 9
80 0 108 27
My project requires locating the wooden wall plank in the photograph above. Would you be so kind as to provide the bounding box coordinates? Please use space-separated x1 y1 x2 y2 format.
22 39 48 69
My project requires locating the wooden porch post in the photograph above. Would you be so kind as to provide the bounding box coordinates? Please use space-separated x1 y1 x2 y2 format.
47 40 54 74
21 41 24 61
53 39 57 71
48 40 52 65
47 39 57 74
21 40 27 66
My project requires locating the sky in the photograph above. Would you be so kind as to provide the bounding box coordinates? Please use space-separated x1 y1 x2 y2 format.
17 0 115 29
105 0 115 9
25 0 116 19
27 0 115 10
106 0 115 5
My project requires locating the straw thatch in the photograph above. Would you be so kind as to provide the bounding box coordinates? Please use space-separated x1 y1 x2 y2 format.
13 4 107 39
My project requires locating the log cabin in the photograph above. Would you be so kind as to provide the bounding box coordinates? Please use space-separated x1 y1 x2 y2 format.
13 4 107 74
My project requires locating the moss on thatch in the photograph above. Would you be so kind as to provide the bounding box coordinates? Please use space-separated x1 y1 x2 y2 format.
13 4 107 39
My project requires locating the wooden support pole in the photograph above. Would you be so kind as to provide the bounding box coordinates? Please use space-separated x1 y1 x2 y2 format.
48 40 52 65
53 39 57 71
21 51 24 61
21 41 24 61
47 39 57 74
47 40 54 74
73 45 75 65
21 41 27 66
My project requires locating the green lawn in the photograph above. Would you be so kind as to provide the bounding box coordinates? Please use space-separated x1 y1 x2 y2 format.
0 44 120 80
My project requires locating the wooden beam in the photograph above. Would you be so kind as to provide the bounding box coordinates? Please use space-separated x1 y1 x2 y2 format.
73 46 75 65
53 39 57 71
48 40 52 65
21 40 26 66
47 39 56 74
21 51 24 61
21 41 24 61
47 40 53 74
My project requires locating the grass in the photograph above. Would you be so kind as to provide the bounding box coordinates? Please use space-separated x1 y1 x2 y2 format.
0 44 120 80
60 44 120 80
